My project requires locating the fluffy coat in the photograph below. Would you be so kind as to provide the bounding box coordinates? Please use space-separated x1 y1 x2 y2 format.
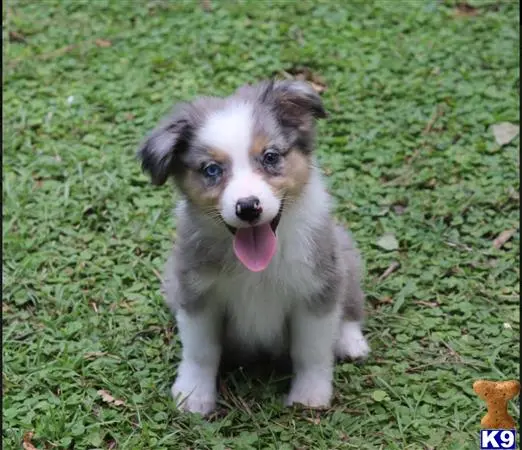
138 80 369 415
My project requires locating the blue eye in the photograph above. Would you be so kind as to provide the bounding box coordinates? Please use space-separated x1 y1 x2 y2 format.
203 163 222 178
263 151 280 166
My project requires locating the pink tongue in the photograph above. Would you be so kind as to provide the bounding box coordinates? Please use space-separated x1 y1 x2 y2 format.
233 224 277 272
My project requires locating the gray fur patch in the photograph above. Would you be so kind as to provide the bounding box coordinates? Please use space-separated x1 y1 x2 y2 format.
334 225 366 322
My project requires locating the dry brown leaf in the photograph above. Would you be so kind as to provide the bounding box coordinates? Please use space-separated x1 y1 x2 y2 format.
453 3 479 17
310 81 326 94
493 229 517 249
283 66 327 94
22 431 37 450
9 30 27 43
97 389 126 406
95 39 112 48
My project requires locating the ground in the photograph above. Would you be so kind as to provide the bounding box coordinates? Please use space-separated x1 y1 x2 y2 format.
2 1 520 449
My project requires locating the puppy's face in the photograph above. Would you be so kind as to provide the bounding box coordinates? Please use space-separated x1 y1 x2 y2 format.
139 81 326 271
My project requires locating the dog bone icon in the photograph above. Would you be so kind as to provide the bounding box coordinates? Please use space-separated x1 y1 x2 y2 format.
473 380 520 429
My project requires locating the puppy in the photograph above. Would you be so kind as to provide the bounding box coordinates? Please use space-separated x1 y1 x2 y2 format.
138 80 369 415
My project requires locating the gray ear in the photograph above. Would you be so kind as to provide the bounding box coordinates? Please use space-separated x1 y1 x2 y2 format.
137 107 192 185
265 80 327 127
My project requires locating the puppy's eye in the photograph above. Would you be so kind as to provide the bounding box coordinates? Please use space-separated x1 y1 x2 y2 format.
262 150 280 166
203 163 223 178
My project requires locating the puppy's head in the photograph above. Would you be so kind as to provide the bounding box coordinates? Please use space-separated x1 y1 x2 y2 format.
138 80 326 272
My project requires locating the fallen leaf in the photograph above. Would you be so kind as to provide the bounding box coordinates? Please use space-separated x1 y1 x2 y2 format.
283 66 327 93
95 39 112 48
376 233 399 251
97 389 125 406
9 30 27 43
492 229 517 249
310 81 326 94
426 178 437 188
453 2 478 17
491 122 519 146
23 431 37 450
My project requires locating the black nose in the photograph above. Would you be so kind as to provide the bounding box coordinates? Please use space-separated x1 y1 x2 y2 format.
236 196 262 222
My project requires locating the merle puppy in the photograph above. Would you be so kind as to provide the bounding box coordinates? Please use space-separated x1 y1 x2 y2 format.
138 80 369 415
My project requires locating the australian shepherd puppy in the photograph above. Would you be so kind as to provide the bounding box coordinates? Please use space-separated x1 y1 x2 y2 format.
138 80 370 415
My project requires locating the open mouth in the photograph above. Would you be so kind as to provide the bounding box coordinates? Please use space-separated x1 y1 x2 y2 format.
226 204 283 273
225 207 282 235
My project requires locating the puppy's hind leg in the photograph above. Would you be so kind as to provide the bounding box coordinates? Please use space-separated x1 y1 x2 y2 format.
333 227 370 361
335 279 370 360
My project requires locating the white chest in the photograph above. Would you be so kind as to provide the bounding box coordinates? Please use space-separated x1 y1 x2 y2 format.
211 229 325 351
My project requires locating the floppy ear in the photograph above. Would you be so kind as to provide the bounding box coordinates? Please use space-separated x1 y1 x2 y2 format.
264 80 327 128
137 107 192 185
261 80 327 153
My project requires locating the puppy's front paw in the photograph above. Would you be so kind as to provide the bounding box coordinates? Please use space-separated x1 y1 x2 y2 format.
171 375 216 416
286 372 332 408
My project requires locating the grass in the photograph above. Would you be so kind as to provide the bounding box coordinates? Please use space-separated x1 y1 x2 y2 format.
2 0 520 448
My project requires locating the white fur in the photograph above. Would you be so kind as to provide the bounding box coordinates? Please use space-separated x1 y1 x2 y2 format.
172 309 220 415
211 167 331 351
335 321 370 360
197 103 281 229
220 171 281 228
198 103 253 160
286 304 340 407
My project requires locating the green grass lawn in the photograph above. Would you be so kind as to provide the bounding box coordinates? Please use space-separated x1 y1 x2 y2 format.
3 1 520 449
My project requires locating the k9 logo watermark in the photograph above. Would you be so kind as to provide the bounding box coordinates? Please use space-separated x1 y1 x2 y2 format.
480 430 517 450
